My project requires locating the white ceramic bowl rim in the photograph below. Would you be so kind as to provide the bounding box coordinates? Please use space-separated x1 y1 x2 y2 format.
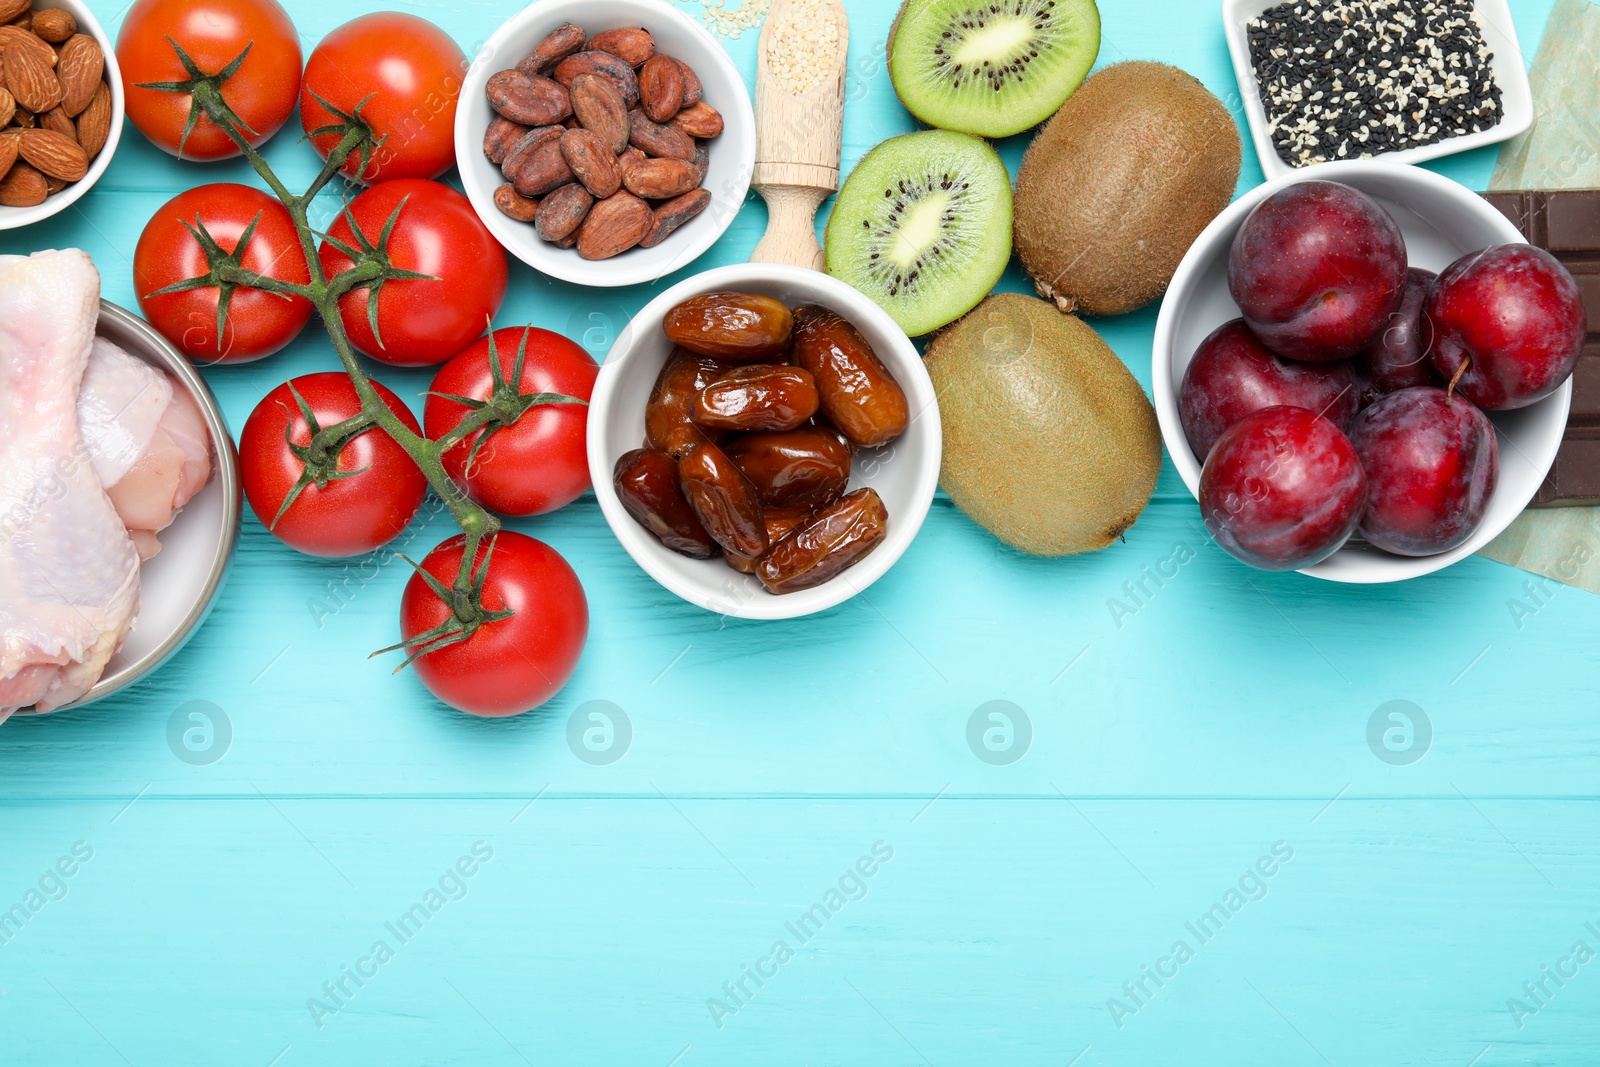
0 0 125 231
1151 159 1572 584
453 0 756 288
587 264 941 621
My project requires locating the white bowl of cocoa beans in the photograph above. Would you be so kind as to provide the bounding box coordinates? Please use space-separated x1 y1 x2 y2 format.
455 0 755 288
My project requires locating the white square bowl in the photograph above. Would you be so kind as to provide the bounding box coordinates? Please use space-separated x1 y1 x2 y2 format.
1222 0 1534 180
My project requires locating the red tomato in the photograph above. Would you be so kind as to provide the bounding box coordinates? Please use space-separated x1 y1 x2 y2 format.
135 184 313 364
240 373 428 558
319 179 507 367
299 13 466 184
117 0 302 161
424 329 598 518
400 533 588 717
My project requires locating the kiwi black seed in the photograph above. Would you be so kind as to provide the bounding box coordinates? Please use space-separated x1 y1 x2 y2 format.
824 130 1012 337
888 0 1102 138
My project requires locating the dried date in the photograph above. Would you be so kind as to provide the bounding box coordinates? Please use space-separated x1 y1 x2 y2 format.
757 489 889 595
691 365 819 432
678 442 768 559
614 448 717 559
791 305 909 448
663 291 794 360
645 348 734 457
724 426 852 508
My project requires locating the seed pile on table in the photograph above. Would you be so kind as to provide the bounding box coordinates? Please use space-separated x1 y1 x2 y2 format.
1246 0 1503 168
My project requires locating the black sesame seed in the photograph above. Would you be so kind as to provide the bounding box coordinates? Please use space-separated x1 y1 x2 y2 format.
1246 0 1502 167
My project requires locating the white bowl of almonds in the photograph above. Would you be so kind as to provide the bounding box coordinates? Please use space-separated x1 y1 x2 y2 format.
0 0 120 228
455 0 755 288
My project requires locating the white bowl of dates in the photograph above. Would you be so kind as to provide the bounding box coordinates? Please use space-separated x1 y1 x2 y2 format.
455 0 755 288
1153 160 1574 585
588 264 940 621
0 0 123 229
1222 0 1533 180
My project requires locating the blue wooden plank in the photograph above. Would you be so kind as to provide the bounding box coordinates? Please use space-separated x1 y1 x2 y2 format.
3 799 1599 1065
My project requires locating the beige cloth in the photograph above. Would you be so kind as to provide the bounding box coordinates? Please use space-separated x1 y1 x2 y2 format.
1478 0 1600 593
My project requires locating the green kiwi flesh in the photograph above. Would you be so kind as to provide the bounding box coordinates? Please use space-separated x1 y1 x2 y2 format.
888 0 1102 138
824 130 1012 338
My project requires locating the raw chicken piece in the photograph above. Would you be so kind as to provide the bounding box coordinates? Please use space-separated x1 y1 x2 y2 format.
0 250 141 720
78 337 212 560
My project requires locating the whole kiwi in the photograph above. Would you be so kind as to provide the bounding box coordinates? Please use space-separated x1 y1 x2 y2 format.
926 293 1163 557
1014 61 1241 317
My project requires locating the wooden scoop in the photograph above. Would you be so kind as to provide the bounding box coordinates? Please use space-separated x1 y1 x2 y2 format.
750 0 850 271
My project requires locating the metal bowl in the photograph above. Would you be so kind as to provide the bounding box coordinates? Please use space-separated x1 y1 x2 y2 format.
15 300 241 715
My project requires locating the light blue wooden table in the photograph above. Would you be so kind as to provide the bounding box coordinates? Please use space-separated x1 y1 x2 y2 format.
4 1 1598 1063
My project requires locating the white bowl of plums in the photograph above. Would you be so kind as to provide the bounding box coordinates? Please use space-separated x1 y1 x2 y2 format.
588 264 940 621
1153 161 1579 583
3 250 238 721
456 0 755 288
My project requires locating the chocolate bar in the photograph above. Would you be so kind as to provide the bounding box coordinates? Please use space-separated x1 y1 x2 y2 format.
1482 189 1600 507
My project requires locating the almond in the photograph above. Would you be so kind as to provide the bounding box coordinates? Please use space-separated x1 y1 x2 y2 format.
0 86 13 127
493 183 540 222
627 110 695 162
4 41 60 114
585 27 654 68
553 51 639 108
74 80 110 158
560 127 621 199
638 55 684 124
672 101 723 140
486 69 572 126
30 8 75 43
576 191 651 260
569 74 629 156
640 188 711 249
11 104 32 127
0 0 27 26
55 34 100 117
0 158 46 206
511 136 575 197
0 26 54 69
0 134 14 182
38 103 73 139
535 182 593 242
516 22 587 75
18 126 86 181
621 156 699 200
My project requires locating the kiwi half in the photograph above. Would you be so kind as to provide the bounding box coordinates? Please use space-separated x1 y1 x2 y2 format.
888 0 1101 138
824 130 1012 337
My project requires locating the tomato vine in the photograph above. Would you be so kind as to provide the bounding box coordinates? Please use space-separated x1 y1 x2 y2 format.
139 40 583 661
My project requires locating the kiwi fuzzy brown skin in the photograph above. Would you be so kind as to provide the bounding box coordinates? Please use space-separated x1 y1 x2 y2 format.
925 292 1164 557
1014 61 1242 317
